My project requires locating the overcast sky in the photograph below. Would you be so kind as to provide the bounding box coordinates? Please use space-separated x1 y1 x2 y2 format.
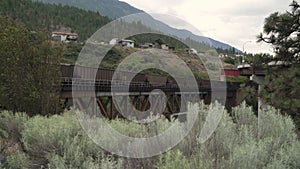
121 0 293 54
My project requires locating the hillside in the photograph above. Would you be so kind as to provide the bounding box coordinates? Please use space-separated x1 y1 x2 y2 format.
32 0 143 19
0 0 111 41
0 0 244 81
35 0 239 51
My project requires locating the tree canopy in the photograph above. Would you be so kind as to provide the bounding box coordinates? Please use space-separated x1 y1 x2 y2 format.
257 0 300 64
0 16 63 116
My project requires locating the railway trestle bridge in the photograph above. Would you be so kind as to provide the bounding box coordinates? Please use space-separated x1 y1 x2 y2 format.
60 77 245 119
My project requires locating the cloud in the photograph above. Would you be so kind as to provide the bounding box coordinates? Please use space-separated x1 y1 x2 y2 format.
121 0 185 13
121 0 293 54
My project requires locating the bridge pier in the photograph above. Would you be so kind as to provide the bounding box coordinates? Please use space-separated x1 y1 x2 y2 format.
250 75 267 115
238 65 268 114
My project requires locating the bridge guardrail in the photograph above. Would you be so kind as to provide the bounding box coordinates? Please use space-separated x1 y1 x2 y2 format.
61 77 239 93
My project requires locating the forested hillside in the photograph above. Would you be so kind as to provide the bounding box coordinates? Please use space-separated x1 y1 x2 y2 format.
32 0 237 50
0 0 111 41
32 0 143 19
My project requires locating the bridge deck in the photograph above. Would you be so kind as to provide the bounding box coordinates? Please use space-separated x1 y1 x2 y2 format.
61 78 238 95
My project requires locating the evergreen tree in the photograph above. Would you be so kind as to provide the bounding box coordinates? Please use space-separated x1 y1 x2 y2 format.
257 0 300 63
0 16 63 115
258 1 300 128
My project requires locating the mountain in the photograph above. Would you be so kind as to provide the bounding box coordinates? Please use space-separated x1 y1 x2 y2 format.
120 13 239 51
0 0 111 40
33 0 238 51
33 0 143 19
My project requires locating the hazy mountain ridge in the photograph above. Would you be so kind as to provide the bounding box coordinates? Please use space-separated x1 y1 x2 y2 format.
33 0 238 51
123 13 236 50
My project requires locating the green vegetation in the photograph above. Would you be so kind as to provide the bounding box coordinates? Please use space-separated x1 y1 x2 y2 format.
216 47 238 56
185 37 215 53
128 33 214 53
0 0 111 41
128 33 188 49
0 102 299 168
223 57 236 65
0 16 62 116
100 46 139 70
225 76 248 82
257 0 300 129
262 65 300 128
33 0 142 19
61 42 84 64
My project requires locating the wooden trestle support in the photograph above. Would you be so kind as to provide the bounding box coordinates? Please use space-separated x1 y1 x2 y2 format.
68 92 208 120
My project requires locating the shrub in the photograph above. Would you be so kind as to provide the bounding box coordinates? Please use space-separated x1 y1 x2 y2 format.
0 110 28 166
205 103 299 169
0 110 28 140
21 110 105 168
1 102 299 168
171 102 299 169
6 151 30 169
156 150 191 169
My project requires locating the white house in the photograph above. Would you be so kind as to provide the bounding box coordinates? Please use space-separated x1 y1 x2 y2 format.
119 39 134 47
186 48 198 54
161 44 169 50
51 32 78 42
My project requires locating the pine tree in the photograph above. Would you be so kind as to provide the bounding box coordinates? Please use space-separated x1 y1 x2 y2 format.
0 16 63 115
257 0 300 63
257 1 300 128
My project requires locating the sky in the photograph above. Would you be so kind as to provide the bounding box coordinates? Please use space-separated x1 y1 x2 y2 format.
120 0 293 54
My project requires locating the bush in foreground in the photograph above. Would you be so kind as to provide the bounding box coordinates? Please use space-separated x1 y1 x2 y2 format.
0 102 299 168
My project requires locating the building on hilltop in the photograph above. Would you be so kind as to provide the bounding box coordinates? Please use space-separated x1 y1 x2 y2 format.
186 48 198 54
118 39 135 47
51 32 78 42
160 44 169 50
109 38 135 48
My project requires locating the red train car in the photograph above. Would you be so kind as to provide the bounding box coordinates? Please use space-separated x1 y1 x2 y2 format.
222 69 240 76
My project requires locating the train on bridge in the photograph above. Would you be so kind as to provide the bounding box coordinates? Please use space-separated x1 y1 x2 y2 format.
60 63 242 92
